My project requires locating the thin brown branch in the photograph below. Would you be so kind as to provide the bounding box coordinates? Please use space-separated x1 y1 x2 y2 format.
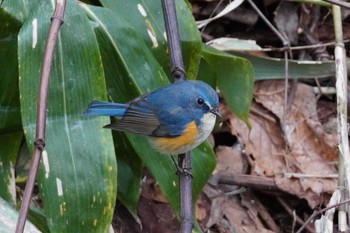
161 0 193 232
321 0 350 9
277 197 315 233
15 1 66 232
211 172 279 192
244 39 350 52
296 199 350 233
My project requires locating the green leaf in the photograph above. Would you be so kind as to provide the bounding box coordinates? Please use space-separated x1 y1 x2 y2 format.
81 4 215 216
114 133 142 216
208 39 343 80
230 52 341 80
18 0 117 232
0 6 22 133
200 45 254 121
28 207 50 233
1 0 42 23
0 197 40 232
0 132 22 204
0 0 23 206
99 0 202 80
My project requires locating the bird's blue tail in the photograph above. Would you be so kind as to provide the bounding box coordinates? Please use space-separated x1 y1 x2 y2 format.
84 100 127 117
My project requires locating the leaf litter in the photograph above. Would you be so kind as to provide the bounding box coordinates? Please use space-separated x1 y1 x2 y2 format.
114 1 345 232
196 80 338 232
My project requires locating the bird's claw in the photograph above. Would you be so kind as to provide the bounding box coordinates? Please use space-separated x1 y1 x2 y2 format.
175 168 193 178
170 155 193 178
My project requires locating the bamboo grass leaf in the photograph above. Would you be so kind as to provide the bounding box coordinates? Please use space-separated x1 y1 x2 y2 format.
18 0 117 231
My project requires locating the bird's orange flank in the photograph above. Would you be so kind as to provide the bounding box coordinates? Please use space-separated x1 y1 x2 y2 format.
152 121 198 154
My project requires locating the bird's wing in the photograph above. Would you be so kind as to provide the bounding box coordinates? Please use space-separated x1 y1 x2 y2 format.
104 98 183 137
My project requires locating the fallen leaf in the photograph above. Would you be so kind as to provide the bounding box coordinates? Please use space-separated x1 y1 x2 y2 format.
225 80 337 207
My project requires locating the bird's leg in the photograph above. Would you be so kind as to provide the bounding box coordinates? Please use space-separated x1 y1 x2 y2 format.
171 155 193 178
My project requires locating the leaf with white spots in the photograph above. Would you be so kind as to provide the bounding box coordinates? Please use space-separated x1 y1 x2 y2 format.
0 197 41 232
100 0 202 80
17 0 117 232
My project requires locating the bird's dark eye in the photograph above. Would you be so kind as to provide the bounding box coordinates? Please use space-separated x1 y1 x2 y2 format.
197 98 204 105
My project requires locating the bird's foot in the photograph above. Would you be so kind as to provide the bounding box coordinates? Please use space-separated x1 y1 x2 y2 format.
171 156 193 178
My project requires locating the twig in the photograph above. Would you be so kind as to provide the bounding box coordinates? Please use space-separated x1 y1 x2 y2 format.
246 0 290 122
321 0 350 9
196 0 245 29
314 189 341 233
210 172 280 192
200 0 225 33
277 197 315 233
296 199 350 233
332 4 350 232
160 0 193 232
284 173 338 179
15 1 66 232
208 39 350 52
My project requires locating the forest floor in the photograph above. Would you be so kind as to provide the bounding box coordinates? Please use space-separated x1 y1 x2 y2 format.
115 1 350 232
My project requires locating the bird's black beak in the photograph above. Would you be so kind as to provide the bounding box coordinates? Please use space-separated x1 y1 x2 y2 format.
210 108 222 119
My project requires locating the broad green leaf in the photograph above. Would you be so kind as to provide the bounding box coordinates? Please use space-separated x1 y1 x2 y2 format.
207 39 344 80
0 6 21 133
200 45 254 121
0 132 22 204
99 0 202 80
231 52 342 80
28 207 50 233
114 132 142 216
0 0 23 206
1 0 42 23
0 197 40 233
18 0 116 232
81 4 215 215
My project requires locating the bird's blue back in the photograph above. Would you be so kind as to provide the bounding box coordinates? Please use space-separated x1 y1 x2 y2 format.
84 80 219 138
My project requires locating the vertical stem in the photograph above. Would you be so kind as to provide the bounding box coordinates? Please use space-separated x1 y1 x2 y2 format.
178 152 193 232
161 0 193 232
15 1 66 232
161 0 185 82
332 4 350 231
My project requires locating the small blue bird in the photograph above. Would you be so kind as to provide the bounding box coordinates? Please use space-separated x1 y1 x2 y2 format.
84 80 220 154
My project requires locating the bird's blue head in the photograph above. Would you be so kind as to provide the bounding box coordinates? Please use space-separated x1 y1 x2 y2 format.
168 80 220 127
186 80 220 125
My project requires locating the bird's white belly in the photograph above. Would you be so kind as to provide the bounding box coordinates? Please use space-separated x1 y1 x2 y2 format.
195 112 216 146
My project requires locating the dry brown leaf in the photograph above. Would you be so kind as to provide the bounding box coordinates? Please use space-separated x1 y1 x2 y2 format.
214 145 248 175
227 101 286 177
225 80 337 208
198 184 275 233
138 196 179 233
254 80 337 161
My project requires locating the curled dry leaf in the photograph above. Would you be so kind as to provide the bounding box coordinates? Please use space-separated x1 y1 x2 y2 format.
225 80 337 208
